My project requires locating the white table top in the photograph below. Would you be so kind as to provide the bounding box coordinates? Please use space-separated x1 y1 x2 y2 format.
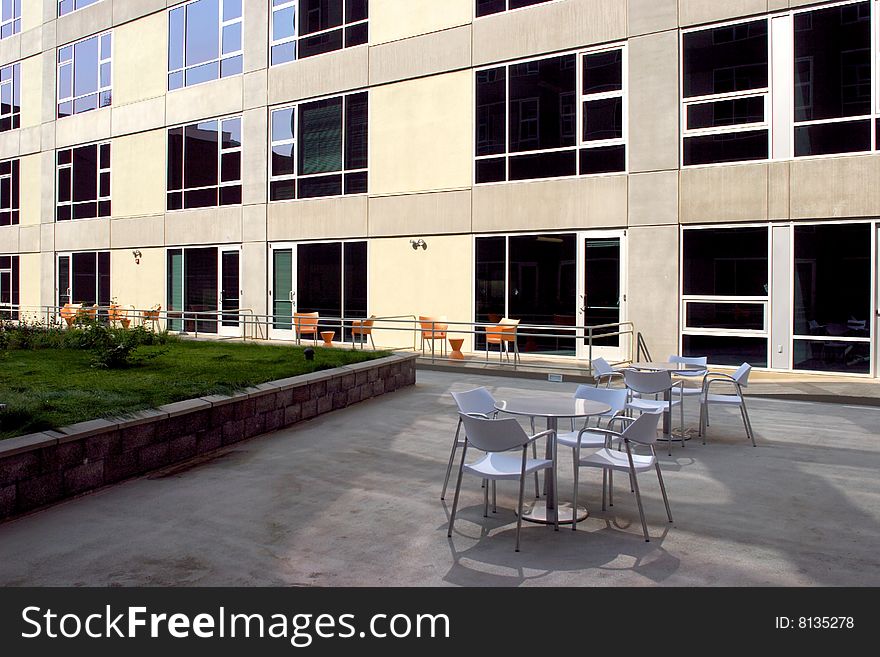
495 397 611 419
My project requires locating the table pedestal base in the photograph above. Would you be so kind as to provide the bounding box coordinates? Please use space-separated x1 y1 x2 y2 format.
519 501 588 525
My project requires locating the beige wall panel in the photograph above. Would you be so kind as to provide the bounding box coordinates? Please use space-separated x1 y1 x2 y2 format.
244 69 268 109
40 50 56 125
55 107 113 149
0 131 18 161
110 247 165 312
240 240 267 318
20 26 43 60
56 1 112 46
40 251 54 309
165 206 243 246
113 0 167 25
627 225 679 361
680 163 768 224
768 161 790 221
166 75 243 127
19 126 41 154
0 35 20 68
267 196 368 241
55 219 112 251
114 12 167 108
629 30 680 173
243 0 268 74
22 2 45 32
371 0 472 44
19 225 41 252
368 235 474 352
242 108 267 205
268 46 368 106
473 0 626 66
369 24 471 86
40 151 55 224
370 71 472 195
473 175 628 233
111 96 166 136
628 0 678 36
18 253 42 319
242 203 267 243
20 154 42 226
41 123 55 151
790 155 880 219
40 223 54 251
679 0 768 27
628 170 679 226
112 130 166 218
368 190 472 237
0 226 17 253
111 214 165 249
20 55 42 128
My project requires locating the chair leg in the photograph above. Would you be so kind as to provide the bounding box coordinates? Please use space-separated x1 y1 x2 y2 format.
483 478 489 518
680 398 685 450
441 419 462 500
515 468 526 552
740 399 756 447
369 334 375 350
655 462 673 523
492 480 497 513
608 469 614 507
572 453 580 530
529 417 539 499
446 445 468 538
631 469 650 542
601 469 608 511
699 401 706 444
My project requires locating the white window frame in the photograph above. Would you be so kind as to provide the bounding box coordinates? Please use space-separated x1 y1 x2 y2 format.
269 0 368 67
57 31 113 118
56 141 111 222
473 42 628 186
56 251 110 309
268 89 369 202
0 0 20 40
58 0 103 17
473 0 561 20
0 62 20 132
0 157 19 227
168 0 243 90
0 255 16 317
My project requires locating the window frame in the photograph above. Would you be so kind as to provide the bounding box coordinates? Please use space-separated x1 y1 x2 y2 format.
0 254 18 319
58 0 103 17
473 42 629 186
57 31 113 119
167 0 243 91
473 0 560 20
0 157 19 227
270 0 369 67
0 62 20 133
267 89 369 202
56 142 112 222
0 0 20 40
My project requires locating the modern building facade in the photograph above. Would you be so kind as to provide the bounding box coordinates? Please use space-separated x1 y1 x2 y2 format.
0 0 877 376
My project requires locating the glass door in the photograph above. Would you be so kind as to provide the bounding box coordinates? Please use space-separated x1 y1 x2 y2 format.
268 244 296 340
57 252 110 315
219 248 241 337
577 231 627 361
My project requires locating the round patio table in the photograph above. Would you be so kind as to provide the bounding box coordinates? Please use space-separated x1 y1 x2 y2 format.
494 397 611 525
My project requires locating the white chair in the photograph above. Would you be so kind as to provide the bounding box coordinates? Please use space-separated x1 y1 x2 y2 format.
669 355 708 403
447 413 556 551
557 386 629 451
699 363 755 447
444 388 539 501
571 412 673 541
591 357 624 387
623 369 684 456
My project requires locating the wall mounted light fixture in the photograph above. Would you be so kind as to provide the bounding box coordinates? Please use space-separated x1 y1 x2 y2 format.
410 239 428 251
132 250 142 264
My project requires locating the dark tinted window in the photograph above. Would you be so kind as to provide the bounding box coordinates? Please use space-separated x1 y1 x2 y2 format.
683 334 768 367
687 97 764 130
579 145 625 175
0 62 20 132
476 0 552 17
686 303 765 331
272 0 367 66
57 144 110 221
476 67 506 156
0 158 18 226
683 130 768 166
794 119 871 157
583 50 622 94
583 97 622 141
509 54 576 152
168 117 242 210
683 19 768 98
793 340 870 374
683 227 768 297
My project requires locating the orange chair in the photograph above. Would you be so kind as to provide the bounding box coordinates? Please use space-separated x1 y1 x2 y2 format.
294 312 319 345
59 303 81 328
486 318 520 364
142 304 161 331
419 315 448 357
108 304 131 329
351 315 376 350
77 304 98 323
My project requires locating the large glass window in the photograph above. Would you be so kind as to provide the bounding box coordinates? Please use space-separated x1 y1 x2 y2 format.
0 62 20 132
58 0 102 16
271 0 368 66
0 0 19 40
0 158 18 226
57 32 112 118
57 143 111 221
167 116 242 210
168 0 242 91
57 252 110 308
0 255 18 319
475 233 577 355
682 226 769 367
793 223 871 373
682 19 769 166
476 0 554 18
476 47 626 184
269 91 368 200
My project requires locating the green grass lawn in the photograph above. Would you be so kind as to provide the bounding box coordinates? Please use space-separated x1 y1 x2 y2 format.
0 340 388 440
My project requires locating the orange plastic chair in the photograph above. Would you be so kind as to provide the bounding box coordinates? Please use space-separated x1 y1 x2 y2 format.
351 315 376 350
486 318 520 363
142 305 161 331
77 304 98 323
108 304 131 329
60 303 80 328
419 315 448 357
294 312 319 345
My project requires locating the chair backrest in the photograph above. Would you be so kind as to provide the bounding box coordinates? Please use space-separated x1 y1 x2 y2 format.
669 355 707 367
573 385 627 415
419 315 448 335
621 412 661 445
591 357 615 377
295 312 319 331
459 413 529 453
732 362 752 386
623 368 673 395
486 318 519 342
451 387 497 417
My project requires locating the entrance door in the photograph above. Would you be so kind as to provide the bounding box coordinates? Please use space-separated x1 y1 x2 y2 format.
218 248 241 337
268 244 296 340
57 252 110 313
167 247 240 336
577 231 628 361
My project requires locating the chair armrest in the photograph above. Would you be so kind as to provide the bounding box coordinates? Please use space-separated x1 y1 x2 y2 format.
606 415 636 429
702 376 740 395
526 429 555 445
464 412 491 419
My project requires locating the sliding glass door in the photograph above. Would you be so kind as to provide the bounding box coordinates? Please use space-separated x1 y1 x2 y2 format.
167 246 241 336
0 255 18 319
57 251 110 312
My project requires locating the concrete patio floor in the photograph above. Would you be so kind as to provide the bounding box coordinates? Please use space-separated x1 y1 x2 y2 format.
1 369 878 587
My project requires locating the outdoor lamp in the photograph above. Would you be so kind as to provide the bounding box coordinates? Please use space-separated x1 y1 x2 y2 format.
132 250 142 264
410 239 428 251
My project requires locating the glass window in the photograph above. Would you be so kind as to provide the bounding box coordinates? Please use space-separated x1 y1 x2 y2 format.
476 47 626 184
58 0 101 16
167 116 242 210
0 158 18 226
0 0 20 40
168 0 242 90
269 91 368 200
683 227 768 297
56 143 110 221
0 254 18 320
57 251 111 308
0 62 20 132
476 0 553 18
683 335 768 368
57 32 112 118
682 19 769 166
270 0 368 67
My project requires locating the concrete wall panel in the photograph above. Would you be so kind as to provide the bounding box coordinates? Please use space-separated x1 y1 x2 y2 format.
55 218 112 252
370 0 472 45
266 196 368 242
680 163 768 224
368 190 472 237
268 46 368 106
790 156 880 220
166 76 244 127
55 1 113 46
679 0 768 27
111 214 165 249
20 154 42 227
369 24 472 86
114 12 167 108
627 224 679 361
112 129 166 219
20 55 43 129
18 253 42 318
628 0 678 36
628 170 679 226
55 107 113 149
165 206 243 246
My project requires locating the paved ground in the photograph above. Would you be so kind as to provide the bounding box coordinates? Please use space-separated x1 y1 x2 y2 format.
1 369 878 586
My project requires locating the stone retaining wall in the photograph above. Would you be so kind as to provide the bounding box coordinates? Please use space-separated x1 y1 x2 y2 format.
0 354 417 521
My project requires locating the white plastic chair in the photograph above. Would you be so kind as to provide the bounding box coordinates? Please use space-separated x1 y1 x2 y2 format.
699 363 755 447
557 386 629 451
591 357 624 387
669 355 708 403
447 413 556 551
623 369 684 456
571 412 673 541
